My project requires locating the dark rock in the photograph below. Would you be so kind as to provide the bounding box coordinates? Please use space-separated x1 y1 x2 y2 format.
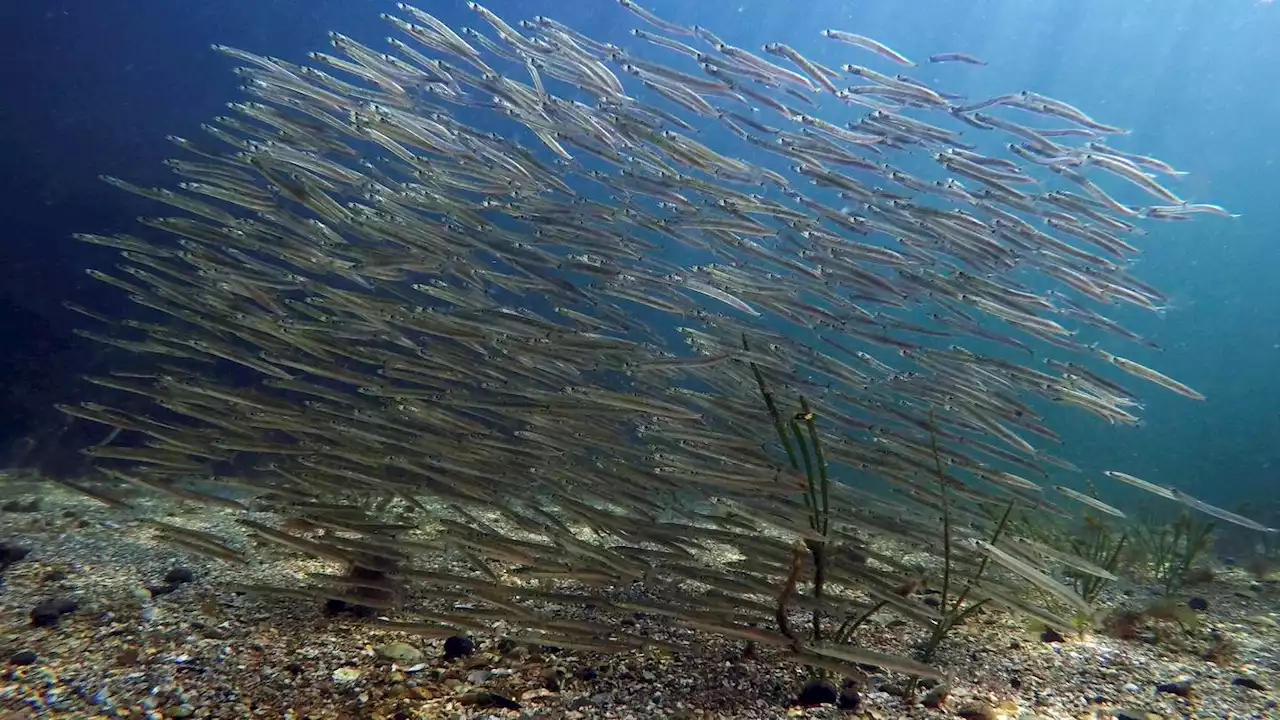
324 598 375 618
575 666 598 682
9 650 38 665
147 583 179 598
42 570 67 582
1232 676 1267 691
922 595 941 607
30 601 63 627
164 567 195 584
495 638 518 655
1187 597 1208 612
541 666 564 691
956 701 997 720
1009 675 1022 690
2 499 40 513
30 597 78 626
1040 628 1065 643
921 683 950 708
794 679 838 707
879 683 907 697
443 635 475 661
837 685 860 710
1156 680 1192 697
459 692 520 710
0 542 32 565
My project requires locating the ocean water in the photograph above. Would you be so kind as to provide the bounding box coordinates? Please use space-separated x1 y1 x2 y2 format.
0 0 1278 518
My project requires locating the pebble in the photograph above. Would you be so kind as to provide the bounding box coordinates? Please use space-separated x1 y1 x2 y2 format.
2 498 40 513
837 686 860 710
922 683 951 708
541 666 564 691
147 583 179 598
9 650 38 665
169 705 195 718
164 566 195 584
0 542 33 567
1040 628 1065 643
30 598 77 627
443 635 475 661
1123 683 1140 693
375 642 423 664
458 691 521 710
331 667 362 684
1155 680 1192 697
793 679 837 707
1187 597 1208 611
955 701 997 720
1231 676 1267 691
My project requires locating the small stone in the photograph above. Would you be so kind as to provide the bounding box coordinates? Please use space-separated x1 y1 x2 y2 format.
794 679 838 707
1122 683 1140 693
147 583 179 598
467 669 492 684
1231 676 1267 691
541 666 564 691
575 666 598 682
443 635 475 661
376 642 423 664
30 600 66 627
42 569 68 582
1187 597 1208 611
164 567 195 584
1155 680 1192 697
9 650 38 665
1 542 32 566
169 705 195 719
921 683 950 709
956 701 997 720
1040 628 1065 643
837 687 860 710
458 691 520 710
332 667 362 684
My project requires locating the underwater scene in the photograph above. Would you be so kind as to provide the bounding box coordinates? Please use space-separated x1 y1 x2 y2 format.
1 0 1279 718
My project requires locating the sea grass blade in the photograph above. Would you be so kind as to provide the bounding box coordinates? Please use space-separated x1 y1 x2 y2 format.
742 333 799 472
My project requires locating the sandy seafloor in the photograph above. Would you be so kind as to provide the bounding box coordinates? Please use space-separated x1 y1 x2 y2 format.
1 478 1277 720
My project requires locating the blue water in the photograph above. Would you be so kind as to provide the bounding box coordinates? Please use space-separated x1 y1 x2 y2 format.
1 0 1277 514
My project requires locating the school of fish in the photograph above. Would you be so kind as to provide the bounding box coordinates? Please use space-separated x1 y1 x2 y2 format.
56 0 1272 680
